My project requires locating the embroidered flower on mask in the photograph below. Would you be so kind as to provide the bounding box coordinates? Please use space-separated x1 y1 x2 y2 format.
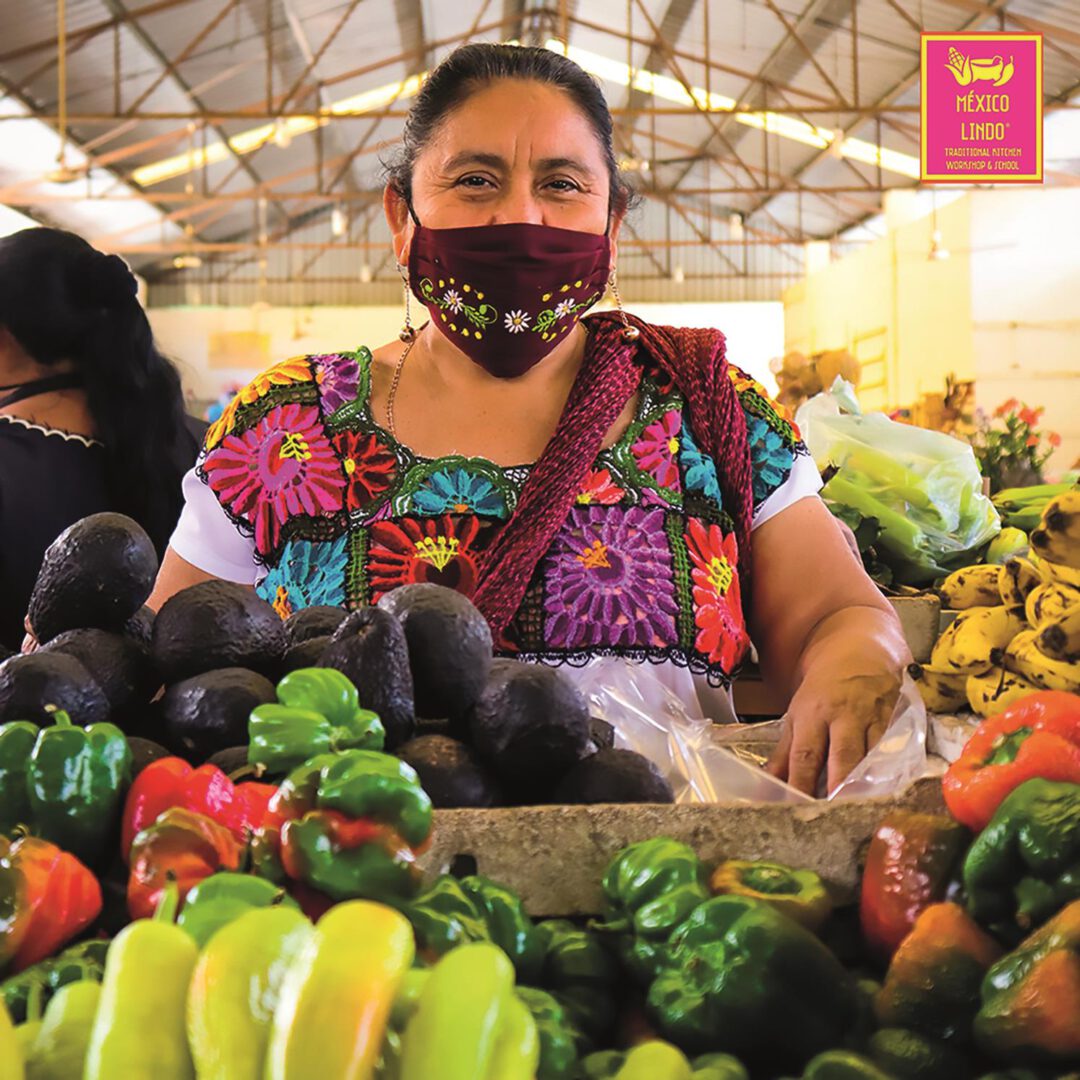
505 310 531 333
553 298 576 320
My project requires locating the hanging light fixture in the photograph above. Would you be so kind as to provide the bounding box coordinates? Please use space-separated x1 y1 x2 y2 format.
272 118 293 149
728 213 745 242
331 205 348 238
45 0 79 184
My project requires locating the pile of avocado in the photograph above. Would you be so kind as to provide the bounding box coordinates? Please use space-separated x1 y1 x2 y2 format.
0 514 674 807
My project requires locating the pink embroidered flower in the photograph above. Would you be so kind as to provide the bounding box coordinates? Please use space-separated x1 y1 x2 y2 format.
577 468 625 505
631 409 682 491
684 517 749 671
203 403 345 556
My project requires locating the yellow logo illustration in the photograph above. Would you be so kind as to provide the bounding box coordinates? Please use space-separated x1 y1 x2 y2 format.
945 47 1014 88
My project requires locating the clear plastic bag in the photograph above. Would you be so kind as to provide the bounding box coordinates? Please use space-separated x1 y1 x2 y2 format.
795 380 1000 585
564 657 928 804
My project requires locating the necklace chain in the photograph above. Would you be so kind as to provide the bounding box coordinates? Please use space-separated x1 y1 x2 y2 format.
386 335 417 439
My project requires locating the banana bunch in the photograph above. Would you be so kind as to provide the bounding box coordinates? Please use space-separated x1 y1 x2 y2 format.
931 605 1026 674
1030 489 1080 569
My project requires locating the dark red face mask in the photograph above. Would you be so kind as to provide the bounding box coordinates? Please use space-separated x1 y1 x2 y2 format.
407 218 611 378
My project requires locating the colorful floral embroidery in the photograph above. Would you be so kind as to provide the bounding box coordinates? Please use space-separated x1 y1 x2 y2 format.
367 515 487 601
203 403 345 555
205 356 315 450
631 408 683 492
505 310 530 334
419 277 498 338
412 467 508 518
684 518 749 670
533 284 602 341
315 353 361 415
332 430 398 514
577 468 625 506
543 507 678 649
680 424 723 507
747 414 794 507
256 535 348 615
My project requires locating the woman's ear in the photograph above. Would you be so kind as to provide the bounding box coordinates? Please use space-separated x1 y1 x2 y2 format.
384 184 413 265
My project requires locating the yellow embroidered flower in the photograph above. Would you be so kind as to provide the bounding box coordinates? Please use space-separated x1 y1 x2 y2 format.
205 356 315 450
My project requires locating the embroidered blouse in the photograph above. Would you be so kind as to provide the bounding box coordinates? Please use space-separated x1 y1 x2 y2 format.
170 345 821 688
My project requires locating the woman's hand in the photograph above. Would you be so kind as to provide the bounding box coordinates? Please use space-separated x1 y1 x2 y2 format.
21 615 39 654
750 499 911 796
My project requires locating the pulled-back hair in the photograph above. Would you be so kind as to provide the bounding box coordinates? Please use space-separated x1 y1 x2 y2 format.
385 42 638 218
0 227 196 553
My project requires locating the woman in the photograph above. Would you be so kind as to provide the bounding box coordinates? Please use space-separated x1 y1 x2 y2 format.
153 44 910 795
0 227 201 651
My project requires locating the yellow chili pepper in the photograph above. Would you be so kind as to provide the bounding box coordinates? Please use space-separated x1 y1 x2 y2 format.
0 999 24 1080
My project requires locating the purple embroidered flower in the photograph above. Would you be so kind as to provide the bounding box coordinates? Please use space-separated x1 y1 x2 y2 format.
203 403 345 556
315 353 361 415
631 408 683 492
542 506 677 649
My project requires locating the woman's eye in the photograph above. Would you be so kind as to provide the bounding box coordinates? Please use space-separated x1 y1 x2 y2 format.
546 179 580 192
457 175 493 189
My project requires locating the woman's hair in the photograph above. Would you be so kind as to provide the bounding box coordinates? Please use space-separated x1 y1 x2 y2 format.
385 42 638 218
0 227 196 553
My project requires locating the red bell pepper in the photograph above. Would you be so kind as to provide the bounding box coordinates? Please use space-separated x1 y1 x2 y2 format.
860 811 969 962
126 807 242 920
120 757 277 859
943 691 1080 832
0 834 102 971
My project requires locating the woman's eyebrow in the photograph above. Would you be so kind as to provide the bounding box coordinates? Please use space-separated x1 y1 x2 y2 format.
440 151 597 175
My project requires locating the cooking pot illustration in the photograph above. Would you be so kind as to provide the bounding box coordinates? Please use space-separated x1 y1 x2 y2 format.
945 48 1015 88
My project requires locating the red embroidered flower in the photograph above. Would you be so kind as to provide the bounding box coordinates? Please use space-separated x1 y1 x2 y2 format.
367 516 487 601
631 409 683 491
202 403 345 556
577 468 625 505
332 430 398 513
684 517 750 671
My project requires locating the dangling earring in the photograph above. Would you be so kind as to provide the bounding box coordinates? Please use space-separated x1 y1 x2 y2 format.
397 262 417 343
609 268 640 342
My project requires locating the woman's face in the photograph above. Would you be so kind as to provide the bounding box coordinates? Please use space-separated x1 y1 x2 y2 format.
387 79 621 260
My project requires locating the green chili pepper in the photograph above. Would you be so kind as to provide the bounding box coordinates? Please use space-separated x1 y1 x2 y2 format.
801 1050 892 1080
579 1050 627 1079
690 1051 750 1080
0 722 38 835
460 876 543 984
646 896 857 1070
248 668 385 775
516 987 580 1080
83 882 198 1080
177 871 299 949
1 939 109 1023
23 979 101 1080
14 983 43 1065
487 994 540 1080
27 708 132 865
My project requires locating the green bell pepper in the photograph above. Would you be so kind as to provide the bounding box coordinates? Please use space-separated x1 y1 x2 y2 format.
865 1029 968 1080
403 876 490 959
176 871 299 948
248 668 385 775
690 1052 749 1080
0 722 38 834
646 896 857 1070
460 876 543 984
516 987 580 1080
1 939 109 1023
708 860 832 934
593 838 708 984
23 979 102 1080
801 1050 891 1079
534 919 620 1044
963 779 1080 941
26 707 132 865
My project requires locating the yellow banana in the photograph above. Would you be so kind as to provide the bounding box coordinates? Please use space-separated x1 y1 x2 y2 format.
1030 491 1080 569
908 662 969 713
937 564 1004 610
965 667 1041 718
1025 582 1080 629
1003 629 1080 694
931 605 1027 674
998 557 1042 608
1035 605 1080 663
1037 556 1080 590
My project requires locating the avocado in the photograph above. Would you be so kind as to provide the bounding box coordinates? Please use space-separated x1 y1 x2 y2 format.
320 607 415 748
281 635 332 675
551 748 674 805
0 651 109 726
467 660 591 797
127 737 172 778
285 605 347 645
42 628 160 723
123 606 156 647
205 745 255 776
152 581 286 683
0 645 11 664
28 513 158 643
161 667 276 762
376 584 492 725
397 734 504 808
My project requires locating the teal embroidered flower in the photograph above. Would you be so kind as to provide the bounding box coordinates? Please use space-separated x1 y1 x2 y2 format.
412 467 508 517
680 423 722 507
747 414 793 505
256 534 348 617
